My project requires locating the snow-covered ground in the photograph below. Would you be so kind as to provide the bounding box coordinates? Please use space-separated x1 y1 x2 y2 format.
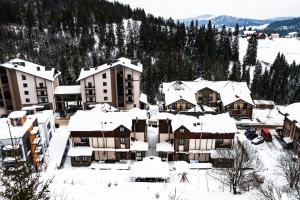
239 37 300 65
41 107 291 200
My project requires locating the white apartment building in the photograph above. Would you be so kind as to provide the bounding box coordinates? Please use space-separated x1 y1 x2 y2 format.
77 57 143 110
0 59 60 114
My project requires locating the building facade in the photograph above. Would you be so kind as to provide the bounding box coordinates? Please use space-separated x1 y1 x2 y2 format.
0 59 60 114
157 113 237 166
159 79 255 119
0 109 54 170
77 57 142 110
67 108 148 166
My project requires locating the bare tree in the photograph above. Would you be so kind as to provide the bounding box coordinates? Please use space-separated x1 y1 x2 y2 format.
277 153 300 190
209 141 262 194
256 180 287 200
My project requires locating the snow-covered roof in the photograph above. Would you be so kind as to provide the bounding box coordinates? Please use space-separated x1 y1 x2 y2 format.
77 57 142 81
35 110 54 124
139 93 148 104
90 103 118 112
174 161 189 173
161 80 254 107
171 113 238 133
131 157 170 179
130 140 148 151
68 147 93 157
1 58 59 81
21 105 44 111
68 111 132 132
54 85 81 95
243 30 256 35
254 100 275 106
253 107 284 126
187 105 216 113
8 111 26 119
219 81 254 106
0 115 37 140
279 103 300 127
156 141 174 152
68 108 147 132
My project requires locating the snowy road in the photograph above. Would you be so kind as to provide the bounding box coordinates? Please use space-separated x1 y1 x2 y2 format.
146 126 159 157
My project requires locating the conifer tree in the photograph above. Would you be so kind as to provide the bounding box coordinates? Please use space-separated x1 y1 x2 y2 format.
251 61 263 98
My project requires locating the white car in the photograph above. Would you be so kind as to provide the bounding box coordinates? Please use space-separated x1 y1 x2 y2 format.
251 136 264 145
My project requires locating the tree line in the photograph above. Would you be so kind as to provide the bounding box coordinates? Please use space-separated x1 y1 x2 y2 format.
0 0 299 104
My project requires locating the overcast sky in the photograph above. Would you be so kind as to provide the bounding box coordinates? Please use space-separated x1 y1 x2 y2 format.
109 0 299 19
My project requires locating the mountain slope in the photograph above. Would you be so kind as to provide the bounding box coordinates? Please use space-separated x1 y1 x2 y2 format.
264 17 300 35
180 15 294 27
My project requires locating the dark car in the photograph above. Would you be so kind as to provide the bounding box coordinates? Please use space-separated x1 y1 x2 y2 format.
245 128 258 140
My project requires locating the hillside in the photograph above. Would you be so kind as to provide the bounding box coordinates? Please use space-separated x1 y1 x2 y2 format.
180 15 293 28
264 17 300 35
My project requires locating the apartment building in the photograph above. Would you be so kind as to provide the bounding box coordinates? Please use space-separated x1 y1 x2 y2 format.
157 113 237 166
159 79 255 119
0 59 60 114
0 109 54 170
77 57 142 110
67 108 148 166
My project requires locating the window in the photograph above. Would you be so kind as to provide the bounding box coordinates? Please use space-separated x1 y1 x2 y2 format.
229 104 234 109
87 82 92 88
41 97 46 102
103 82 107 86
120 138 125 144
127 74 132 80
39 82 44 88
26 98 30 103
102 73 106 79
120 127 124 132
103 89 107 93
180 128 184 133
24 91 29 95
81 137 89 143
179 139 185 145
104 96 108 101
243 103 248 109
22 75 26 80
136 152 142 157
23 83 28 88
89 97 94 102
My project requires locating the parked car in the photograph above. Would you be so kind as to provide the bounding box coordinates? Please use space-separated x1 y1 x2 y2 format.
261 128 272 141
245 128 258 140
251 136 264 145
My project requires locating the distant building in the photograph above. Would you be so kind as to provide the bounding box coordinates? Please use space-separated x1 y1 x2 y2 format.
0 59 60 114
257 33 267 40
279 103 300 156
287 32 298 38
77 57 143 110
0 109 54 169
270 33 280 39
67 108 148 166
254 100 275 109
159 79 255 119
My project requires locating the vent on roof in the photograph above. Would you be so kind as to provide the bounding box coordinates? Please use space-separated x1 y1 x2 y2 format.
14 65 18 68
193 123 197 127
235 95 239 98
131 60 138 66
95 67 98 70
20 62 25 66
36 66 40 71
84 67 90 71
45 67 51 71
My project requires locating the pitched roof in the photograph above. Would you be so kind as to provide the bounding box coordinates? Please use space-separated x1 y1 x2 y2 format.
1 58 59 81
54 85 81 95
76 57 142 81
171 113 238 134
161 79 254 107
68 108 147 132
279 103 300 128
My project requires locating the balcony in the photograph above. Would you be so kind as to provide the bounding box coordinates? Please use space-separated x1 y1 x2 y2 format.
37 93 47 97
85 86 95 89
36 86 47 90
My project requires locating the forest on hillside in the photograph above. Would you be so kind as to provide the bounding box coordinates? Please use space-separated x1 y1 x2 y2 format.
0 0 299 104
